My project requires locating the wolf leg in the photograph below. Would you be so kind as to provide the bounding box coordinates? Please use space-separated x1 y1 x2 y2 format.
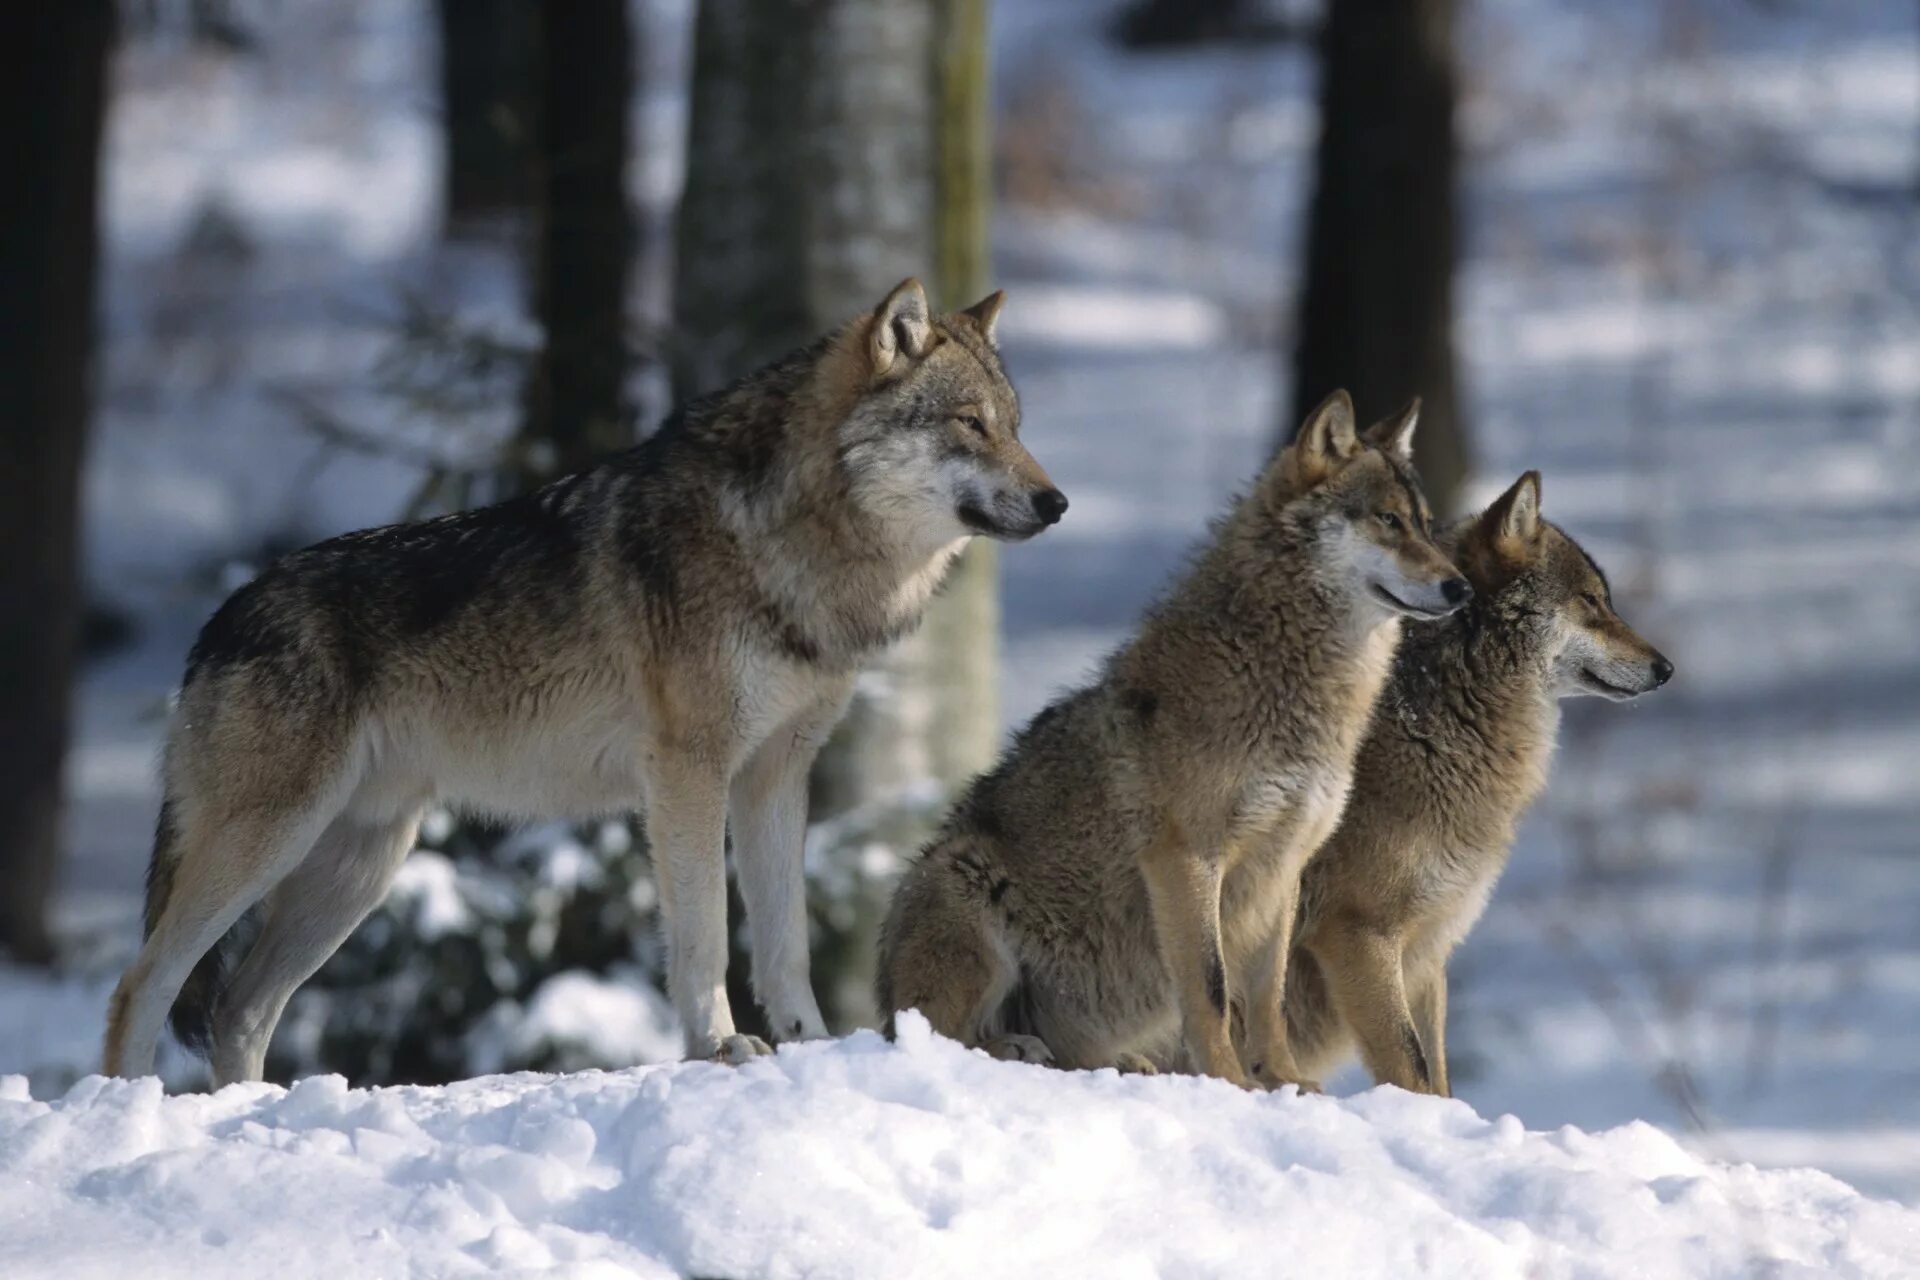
647 755 763 1062
877 850 1021 1049
1244 931 1319 1091
1137 832 1247 1087
1408 967 1451 1098
104 794 340 1079
209 808 421 1085
1312 921 1434 1094
729 692 848 1043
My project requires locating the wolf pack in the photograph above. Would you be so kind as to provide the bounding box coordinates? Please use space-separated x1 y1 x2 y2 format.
104 281 1671 1100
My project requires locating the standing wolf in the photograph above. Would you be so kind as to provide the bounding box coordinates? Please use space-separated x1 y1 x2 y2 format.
104 279 1066 1085
1281 471 1672 1095
879 392 1470 1088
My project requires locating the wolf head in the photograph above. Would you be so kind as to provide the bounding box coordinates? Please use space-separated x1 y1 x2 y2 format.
1453 471 1675 701
836 279 1065 547
1274 391 1472 621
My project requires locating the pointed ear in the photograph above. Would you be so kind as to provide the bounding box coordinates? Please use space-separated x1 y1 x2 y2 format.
1289 389 1358 486
1362 397 1420 463
870 278 935 379
1480 470 1543 551
960 289 1005 346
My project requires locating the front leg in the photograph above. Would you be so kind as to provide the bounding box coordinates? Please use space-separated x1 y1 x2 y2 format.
728 688 850 1043
1242 876 1318 1091
1312 917 1435 1094
645 752 765 1063
1137 828 1247 1087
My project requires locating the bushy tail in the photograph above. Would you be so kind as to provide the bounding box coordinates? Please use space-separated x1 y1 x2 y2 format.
144 797 243 1058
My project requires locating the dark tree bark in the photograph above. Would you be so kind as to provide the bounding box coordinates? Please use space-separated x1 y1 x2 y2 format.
0 3 111 964
436 0 536 232
1290 0 1468 514
674 0 813 398
1113 0 1297 49
521 0 634 479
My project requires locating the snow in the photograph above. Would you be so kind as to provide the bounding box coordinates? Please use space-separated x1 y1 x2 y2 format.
3 1014 1915 1280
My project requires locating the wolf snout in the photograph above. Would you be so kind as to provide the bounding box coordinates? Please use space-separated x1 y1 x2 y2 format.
1440 576 1472 607
1651 653 1675 687
1031 488 1069 526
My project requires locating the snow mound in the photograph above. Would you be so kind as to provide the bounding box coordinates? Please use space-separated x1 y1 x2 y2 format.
2 1013 1913 1279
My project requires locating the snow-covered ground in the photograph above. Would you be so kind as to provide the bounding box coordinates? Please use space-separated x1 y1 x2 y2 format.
7 0 1920 1262
6 1014 1918 1280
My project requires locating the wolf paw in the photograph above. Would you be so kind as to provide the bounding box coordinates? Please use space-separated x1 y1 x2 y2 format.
711 1034 775 1065
1259 1072 1322 1095
1111 1052 1159 1076
983 1034 1055 1066
1251 1060 1321 1094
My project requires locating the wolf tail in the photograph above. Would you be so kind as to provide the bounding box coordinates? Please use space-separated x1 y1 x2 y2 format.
144 797 243 1058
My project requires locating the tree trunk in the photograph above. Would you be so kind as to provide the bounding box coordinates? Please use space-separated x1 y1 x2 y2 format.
0 3 111 964
1289 0 1468 514
673 0 815 397
1113 0 1279 49
677 0 1003 1028
521 0 633 480
435 0 536 233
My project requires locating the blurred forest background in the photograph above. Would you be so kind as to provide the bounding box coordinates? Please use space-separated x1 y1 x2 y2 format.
5 0 1920 1202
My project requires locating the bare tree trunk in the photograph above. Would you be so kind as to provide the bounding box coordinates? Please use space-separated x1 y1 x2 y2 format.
677 0 936 397
521 0 633 479
0 3 111 964
1289 0 1468 513
435 0 536 233
673 0 816 396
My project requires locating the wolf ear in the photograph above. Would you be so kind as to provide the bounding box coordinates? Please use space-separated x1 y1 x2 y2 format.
1481 470 1543 550
959 289 1005 346
1362 397 1420 463
1289 389 1359 486
870 278 936 379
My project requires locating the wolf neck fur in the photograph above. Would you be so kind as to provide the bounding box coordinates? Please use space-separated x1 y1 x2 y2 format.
1139 495 1403 760
1392 598 1562 808
690 332 963 667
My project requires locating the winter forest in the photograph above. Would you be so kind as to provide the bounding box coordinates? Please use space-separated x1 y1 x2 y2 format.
4 0 1920 1275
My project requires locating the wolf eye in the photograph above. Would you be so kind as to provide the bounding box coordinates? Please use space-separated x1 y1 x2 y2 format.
960 414 988 438
1581 592 1603 610
1376 511 1403 531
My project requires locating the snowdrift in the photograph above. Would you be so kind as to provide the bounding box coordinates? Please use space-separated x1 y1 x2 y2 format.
2 1013 1913 1279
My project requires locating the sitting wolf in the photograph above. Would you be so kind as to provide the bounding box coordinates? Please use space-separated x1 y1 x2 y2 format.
879 392 1470 1087
1282 471 1672 1095
105 279 1067 1085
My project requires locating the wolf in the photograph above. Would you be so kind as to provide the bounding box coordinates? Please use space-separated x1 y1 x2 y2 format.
103 278 1066 1085
878 391 1471 1088
1281 471 1673 1095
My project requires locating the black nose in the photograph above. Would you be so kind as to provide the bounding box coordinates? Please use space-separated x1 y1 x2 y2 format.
1032 488 1069 526
1651 655 1674 687
1440 577 1472 606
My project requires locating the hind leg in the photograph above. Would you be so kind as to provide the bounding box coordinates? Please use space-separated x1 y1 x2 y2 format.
103 799 337 1079
1408 966 1450 1098
879 862 1021 1048
1312 920 1432 1094
209 809 422 1086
